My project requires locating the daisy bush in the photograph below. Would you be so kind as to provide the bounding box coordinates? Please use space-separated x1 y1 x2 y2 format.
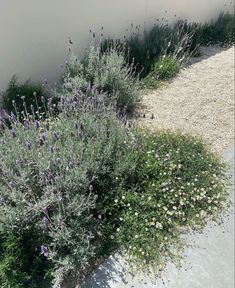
107 131 228 269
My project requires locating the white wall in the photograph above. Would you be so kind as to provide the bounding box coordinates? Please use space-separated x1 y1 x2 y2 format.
0 0 233 91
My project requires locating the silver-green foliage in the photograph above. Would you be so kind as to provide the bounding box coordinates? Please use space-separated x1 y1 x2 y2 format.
0 95 137 287
59 46 140 114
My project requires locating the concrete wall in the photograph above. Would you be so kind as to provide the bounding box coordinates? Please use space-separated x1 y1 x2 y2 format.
0 0 233 91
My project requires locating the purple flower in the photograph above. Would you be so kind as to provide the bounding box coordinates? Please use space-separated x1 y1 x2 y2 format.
49 145 55 153
60 220 65 227
53 132 60 141
39 133 46 146
34 120 40 128
23 119 30 129
42 207 48 213
40 245 49 257
42 216 49 227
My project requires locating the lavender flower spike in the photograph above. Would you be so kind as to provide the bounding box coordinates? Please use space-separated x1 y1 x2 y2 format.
53 132 60 141
40 245 49 257
34 120 40 128
49 145 55 153
42 207 48 213
23 119 30 129
42 216 49 227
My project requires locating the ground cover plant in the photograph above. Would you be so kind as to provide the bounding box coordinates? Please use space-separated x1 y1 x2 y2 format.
153 56 180 80
107 131 228 269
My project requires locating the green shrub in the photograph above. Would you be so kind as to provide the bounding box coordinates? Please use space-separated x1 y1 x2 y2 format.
1 76 48 121
58 46 140 114
140 74 161 90
140 56 180 89
153 56 180 80
102 21 194 78
0 94 138 287
0 229 52 288
200 12 235 46
101 13 234 81
105 131 228 269
184 13 235 52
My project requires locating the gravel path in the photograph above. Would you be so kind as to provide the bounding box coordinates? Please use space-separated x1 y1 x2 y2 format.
139 46 235 153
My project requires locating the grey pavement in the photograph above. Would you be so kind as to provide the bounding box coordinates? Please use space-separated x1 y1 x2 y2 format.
81 145 234 288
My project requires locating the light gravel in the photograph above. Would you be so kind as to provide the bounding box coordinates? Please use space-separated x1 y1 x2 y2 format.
139 46 235 153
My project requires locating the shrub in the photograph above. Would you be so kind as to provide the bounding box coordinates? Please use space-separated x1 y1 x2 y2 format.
153 56 180 80
102 21 195 79
140 73 161 90
101 13 234 81
1 76 48 121
184 13 235 52
200 12 235 46
104 131 228 269
0 93 138 287
140 56 180 89
0 229 52 288
58 46 140 114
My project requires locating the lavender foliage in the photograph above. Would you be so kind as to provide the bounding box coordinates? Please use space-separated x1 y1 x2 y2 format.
0 94 137 287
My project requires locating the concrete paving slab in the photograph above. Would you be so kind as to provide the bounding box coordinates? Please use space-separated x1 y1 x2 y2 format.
81 145 234 288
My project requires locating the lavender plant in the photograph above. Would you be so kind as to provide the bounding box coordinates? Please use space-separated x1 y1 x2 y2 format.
198 12 235 47
101 12 234 86
0 91 138 287
58 46 140 114
1 76 49 121
102 20 196 79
